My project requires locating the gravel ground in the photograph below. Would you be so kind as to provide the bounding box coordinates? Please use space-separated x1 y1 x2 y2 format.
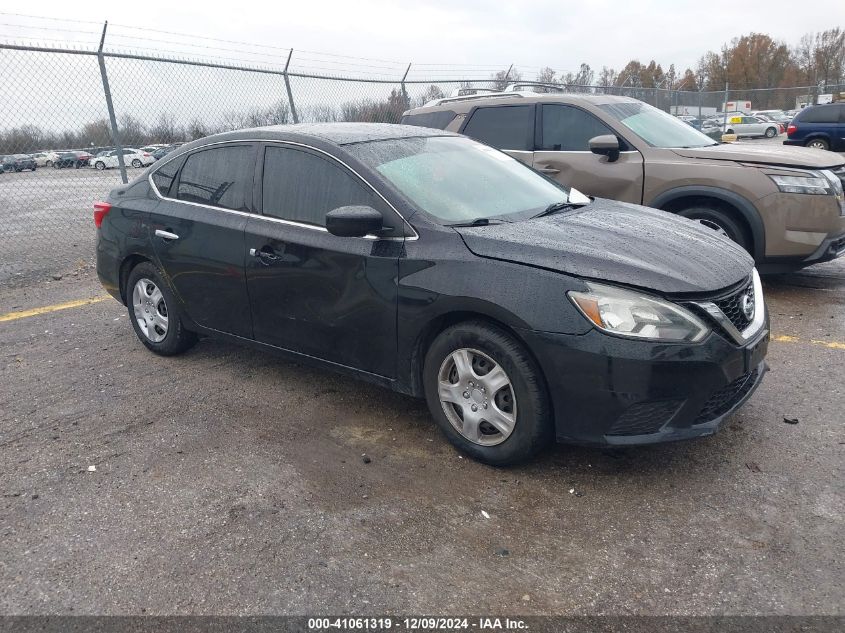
0 257 842 616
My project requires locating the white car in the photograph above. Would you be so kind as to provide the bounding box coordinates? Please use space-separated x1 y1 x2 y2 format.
722 115 780 138
751 109 791 125
91 148 155 170
31 151 59 167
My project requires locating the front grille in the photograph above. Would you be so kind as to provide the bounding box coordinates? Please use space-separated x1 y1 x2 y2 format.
694 368 759 424
607 399 683 436
714 279 755 332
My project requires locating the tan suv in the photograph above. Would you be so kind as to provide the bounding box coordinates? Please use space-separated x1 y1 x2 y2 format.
402 92 845 271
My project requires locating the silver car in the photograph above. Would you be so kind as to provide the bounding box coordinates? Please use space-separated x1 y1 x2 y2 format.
723 115 780 138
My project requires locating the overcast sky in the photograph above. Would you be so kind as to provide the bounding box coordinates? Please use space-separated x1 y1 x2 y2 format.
10 0 845 78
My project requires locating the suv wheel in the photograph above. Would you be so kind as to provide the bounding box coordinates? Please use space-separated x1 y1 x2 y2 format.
764 127 777 138
423 321 552 465
677 206 750 252
126 262 197 356
806 138 829 151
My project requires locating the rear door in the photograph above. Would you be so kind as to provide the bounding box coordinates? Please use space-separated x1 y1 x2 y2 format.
532 103 644 203
244 143 404 378
149 144 257 338
459 104 536 167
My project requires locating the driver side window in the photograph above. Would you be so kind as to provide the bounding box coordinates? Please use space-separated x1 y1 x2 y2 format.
539 104 619 151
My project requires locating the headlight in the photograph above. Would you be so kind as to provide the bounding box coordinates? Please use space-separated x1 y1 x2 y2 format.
768 170 836 195
568 283 709 342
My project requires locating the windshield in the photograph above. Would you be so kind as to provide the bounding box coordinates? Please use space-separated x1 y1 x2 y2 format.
346 136 581 224
599 102 718 148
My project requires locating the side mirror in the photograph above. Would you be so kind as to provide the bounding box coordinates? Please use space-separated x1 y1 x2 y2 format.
589 135 620 162
325 205 384 238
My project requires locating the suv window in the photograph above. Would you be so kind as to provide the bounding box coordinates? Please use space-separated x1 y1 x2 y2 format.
540 104 617 151
262 146 379 227
798 105 841 124
401 110 458 130
461 105 533 151
176 146 253 211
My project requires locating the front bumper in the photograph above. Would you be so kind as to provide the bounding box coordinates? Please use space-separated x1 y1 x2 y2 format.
520 325 769 447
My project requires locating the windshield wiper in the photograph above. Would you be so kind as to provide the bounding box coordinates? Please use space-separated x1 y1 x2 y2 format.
531 201 578 219
447 217 509 227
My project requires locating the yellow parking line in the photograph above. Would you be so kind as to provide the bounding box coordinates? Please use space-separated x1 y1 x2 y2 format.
773 334 845 350
0 296 111 323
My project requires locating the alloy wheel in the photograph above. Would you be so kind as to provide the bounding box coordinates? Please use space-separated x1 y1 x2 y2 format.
807 140 827 150
132 278 169 343
437 348 517 446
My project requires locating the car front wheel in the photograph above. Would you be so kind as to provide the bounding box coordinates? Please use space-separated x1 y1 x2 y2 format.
95 161 105 170
677 205 750 252
806 138 829 151
45 160 52 167
126 262 198 356
423 321 552 465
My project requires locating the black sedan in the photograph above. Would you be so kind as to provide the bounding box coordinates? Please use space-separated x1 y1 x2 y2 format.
95 123 769 465
2 154 37 172
54 151 92 169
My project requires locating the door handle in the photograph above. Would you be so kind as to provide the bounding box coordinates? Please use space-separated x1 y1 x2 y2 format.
155 229 179 241
538 166 560 175
250 246 279 263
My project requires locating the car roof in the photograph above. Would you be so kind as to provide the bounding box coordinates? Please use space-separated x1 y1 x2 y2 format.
180 122 456 149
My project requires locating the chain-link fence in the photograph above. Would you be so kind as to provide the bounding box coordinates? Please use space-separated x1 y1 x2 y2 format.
1 39 842 286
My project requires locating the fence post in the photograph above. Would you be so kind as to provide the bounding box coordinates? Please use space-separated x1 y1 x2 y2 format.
400 63 411 107
722 82 729 129
96 21 127 184
283 49 299 124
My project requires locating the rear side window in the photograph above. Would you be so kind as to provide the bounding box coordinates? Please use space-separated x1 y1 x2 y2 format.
461 105 534 151
798 105 840 124
151 155 186 198
176 146 253 211
540 104 617 151
401 110 457 130
262 146 379 227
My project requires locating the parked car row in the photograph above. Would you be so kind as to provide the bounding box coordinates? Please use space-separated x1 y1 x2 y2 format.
0 142 186 174
94 94 844 465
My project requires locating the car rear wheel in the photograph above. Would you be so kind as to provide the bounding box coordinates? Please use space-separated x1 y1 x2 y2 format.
126 262 197 356
45 160 52 167
764 127 777 138
423 321 552 465
131 159 142 168
677 205 751 252
806 138 829 151
95 161 105 171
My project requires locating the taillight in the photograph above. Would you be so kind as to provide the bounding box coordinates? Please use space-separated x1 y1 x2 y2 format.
787 124 797 136
143 152 151 157
93 201 112 228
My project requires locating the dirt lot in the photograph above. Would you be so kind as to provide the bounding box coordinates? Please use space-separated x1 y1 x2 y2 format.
0 256 843 615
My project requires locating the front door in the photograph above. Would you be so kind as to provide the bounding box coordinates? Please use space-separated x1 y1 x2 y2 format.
149 144 257 339
244 143 402 378
531 103 644 204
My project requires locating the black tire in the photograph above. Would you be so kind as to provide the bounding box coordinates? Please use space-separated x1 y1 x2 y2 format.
126 261 198 356
95 161 105 171
676 205 751 252
764 127 777 138
45 160 52 167
806 138 829 151
423 321 552 466
131 159 142 168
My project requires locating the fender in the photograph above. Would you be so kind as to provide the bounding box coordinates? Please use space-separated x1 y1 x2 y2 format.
647 185 766 261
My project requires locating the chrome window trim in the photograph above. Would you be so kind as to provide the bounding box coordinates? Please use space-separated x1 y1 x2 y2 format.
691 268 766 345
147 138 418 241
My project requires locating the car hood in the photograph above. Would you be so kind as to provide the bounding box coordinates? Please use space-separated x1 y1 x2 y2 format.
455 199 753 295
671 143 844 169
